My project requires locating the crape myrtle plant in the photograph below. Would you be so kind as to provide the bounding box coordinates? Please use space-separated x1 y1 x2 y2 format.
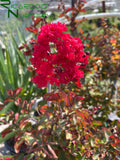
58 0 120 113
82 19 120 113
74 18 120 124
58 0 120 158
0 18 90 159
0 15 120 160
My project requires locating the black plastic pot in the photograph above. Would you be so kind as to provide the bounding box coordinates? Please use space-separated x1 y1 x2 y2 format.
4 140 36 159
5 141 15 155
4 140 27 155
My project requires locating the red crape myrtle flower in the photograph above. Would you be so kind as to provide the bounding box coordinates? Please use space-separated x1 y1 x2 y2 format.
0 158 11 160
32 22 88 88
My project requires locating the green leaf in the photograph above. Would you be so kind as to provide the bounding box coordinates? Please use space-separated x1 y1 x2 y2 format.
0 101 14 115
5 47 14 85
11 34 26 66
21 70 30 89
0 48 10 89
17 27 25 43
0 131 16 143
8 41 19 88
0 76 7 98
93 121 102 126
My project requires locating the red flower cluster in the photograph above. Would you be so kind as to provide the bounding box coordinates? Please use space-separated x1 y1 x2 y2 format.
32 22 88 88
0 158 11 160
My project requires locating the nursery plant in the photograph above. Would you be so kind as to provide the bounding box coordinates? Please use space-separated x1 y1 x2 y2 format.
0 15 120 160
59 0 120 120
0 1 120 159
0 28 46 102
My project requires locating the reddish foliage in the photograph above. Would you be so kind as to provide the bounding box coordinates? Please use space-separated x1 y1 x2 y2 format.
14 88 22 97
33 18 42 27
25 27 38 34
1 128 12 138
7 89 13 96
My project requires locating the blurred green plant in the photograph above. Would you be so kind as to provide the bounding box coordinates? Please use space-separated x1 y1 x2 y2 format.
59 0 120 119
0 29 46 102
